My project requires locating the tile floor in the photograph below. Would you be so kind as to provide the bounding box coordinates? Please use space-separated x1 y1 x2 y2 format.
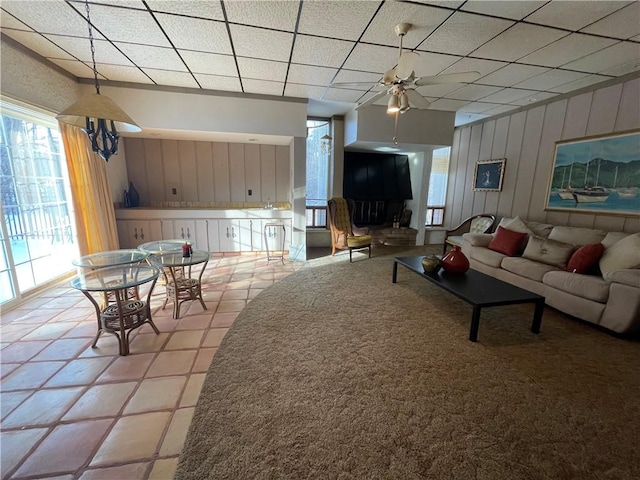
0 250 339 480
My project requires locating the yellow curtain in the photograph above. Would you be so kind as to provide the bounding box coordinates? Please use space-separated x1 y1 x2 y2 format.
59 122 119 255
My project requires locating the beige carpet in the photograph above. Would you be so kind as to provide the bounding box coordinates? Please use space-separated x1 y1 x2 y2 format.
175 248 640 479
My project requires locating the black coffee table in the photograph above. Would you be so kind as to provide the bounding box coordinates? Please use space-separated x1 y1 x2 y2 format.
392 256 544 342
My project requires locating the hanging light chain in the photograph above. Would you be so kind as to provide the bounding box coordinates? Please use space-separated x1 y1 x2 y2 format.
84 0 100 95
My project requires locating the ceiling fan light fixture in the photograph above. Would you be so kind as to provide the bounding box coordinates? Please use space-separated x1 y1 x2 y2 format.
56 0 140 162
399 92 410 113
387 94 400 114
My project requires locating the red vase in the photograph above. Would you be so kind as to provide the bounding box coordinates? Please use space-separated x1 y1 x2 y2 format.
441 246 469 274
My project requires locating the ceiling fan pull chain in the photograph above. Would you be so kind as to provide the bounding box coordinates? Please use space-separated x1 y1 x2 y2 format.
393 111 399 145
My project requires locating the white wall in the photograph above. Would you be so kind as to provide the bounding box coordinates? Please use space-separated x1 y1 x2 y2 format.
406 150 433 245
446 76 640 234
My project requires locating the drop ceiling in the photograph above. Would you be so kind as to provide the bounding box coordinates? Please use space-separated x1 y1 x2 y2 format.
2 0 639 130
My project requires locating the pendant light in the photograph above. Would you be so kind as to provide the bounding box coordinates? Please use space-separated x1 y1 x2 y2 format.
387 94 400 114
399 92 410 113
56 0 141 161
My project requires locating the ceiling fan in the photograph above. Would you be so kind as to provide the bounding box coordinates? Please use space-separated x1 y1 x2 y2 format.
332 23 481 143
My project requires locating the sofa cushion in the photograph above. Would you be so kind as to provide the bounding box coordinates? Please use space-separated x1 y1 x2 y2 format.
599 232 640 281
502 216 535 235
543 271 610 303
607 269 640 288
601 231 629 249
462 232 493 247
525 220 554 239
566 243 605 274
501 257 560 282
470 245 506 268
548 225 607 246
488 226 527 256
522 236 575 268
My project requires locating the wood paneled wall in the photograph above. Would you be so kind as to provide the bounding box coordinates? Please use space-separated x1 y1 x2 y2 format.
446 77 640 233
123 138 290 206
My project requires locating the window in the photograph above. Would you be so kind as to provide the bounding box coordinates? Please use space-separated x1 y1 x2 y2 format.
0 100 78 305
426 147 451 226
305 119 331 228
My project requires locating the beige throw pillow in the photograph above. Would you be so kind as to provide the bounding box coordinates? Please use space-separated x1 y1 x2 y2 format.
503 216 535 236
522 236 575 268
599 233 640 281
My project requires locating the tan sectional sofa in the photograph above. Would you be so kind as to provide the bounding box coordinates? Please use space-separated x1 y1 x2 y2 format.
461 217 640 334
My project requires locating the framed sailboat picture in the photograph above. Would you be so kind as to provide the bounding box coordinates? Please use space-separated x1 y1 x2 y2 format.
545 129 640 217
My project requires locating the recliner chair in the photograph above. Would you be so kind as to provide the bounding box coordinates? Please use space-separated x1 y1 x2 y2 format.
327 197 372 262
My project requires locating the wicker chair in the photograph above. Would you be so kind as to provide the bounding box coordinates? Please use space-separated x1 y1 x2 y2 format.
443 214 496 254
327 197 372 262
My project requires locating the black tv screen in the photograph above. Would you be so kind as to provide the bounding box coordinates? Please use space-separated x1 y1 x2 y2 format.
343 152 413 200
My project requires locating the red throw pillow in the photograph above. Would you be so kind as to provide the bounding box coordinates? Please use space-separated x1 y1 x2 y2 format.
488 226 527 256
566 243 605 274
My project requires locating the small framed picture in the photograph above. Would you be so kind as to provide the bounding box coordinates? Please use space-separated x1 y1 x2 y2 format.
473 159 506 192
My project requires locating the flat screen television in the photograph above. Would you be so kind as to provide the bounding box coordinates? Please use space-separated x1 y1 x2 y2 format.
343 152 413 201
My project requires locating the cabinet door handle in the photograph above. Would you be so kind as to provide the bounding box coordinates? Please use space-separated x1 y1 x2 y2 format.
140 228 144 240
187 227 191 239
134 227 138 239
232 227 236 238
181 227 185 239
226 227 230 238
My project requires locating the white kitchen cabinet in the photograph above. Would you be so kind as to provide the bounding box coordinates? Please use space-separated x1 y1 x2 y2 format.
218 219 253 252
116 219 162 248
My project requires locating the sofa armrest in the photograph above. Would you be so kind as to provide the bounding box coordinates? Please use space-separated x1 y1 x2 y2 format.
607 269 640 288
462 232 493 247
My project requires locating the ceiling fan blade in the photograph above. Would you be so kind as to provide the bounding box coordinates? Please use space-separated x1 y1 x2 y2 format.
356 91 388 110
414 71 481 86
383 68 396 85
395 51 419 80
405 89 431 109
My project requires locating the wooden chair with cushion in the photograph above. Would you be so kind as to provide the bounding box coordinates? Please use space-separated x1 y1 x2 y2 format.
328 197 373 262
443 214 496 254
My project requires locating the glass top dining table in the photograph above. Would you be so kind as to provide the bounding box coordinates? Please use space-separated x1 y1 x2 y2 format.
72 249 150 268
137 239 188 254
70 264 160 292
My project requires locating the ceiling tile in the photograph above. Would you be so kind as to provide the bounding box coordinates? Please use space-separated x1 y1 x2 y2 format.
44 36 132 65
142 68 199 88
416 82 466 97
332 69 384 87
342 43 402 73
428 98 469 111
472 24 567 62
237 58 288 83
480 87 540 104
284 83 327 100
458 102 504 113
49 58 105 79
0 12 31 30
291 35 354 68
519 33 618 68
580 2 640 39
360 2 452 49
298 1 379 41
2 30 74 60
600 59 640 77
549 74 613 94
562 42 640 74
418 12 513 56
112 43 185 70
440 57 508 77
80 1 145 9
324 87 367 103
514 69 588 90
287 64 338 87
242 79 284 96
144 0 224 20
179 50 237 77
412 52 462 77
95 63 153 84
1 0 104 38
156 14 230 53
224 0 299 31
82 4 169 47
477 64 550 87
230 24 293 62
193 74 242 92
461 1 546 20
456 112 490 125
524 1 632 31
510 91 559 106
412 1 465 8
445 84 503 101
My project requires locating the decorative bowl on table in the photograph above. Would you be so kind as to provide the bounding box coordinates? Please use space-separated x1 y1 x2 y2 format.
421 254 441 273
